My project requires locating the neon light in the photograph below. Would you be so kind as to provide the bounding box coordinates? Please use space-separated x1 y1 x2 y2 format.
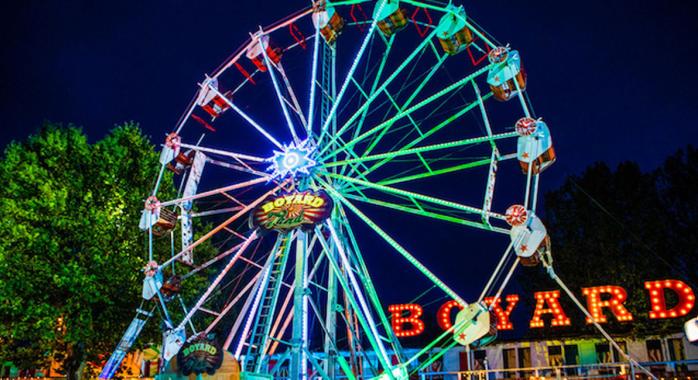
529 290 570 328
436 300 464 331
268 142 316 179
388 304 425 338
644 279 695 319
484 294 520 330
582 286 633 323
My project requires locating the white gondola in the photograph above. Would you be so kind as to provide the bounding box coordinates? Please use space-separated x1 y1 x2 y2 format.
196 77 232 119
516 117 556 174
246 34 282 72
487 46 526 101
159 133 181 165
162 327 186 361
138 196 177 236
142 261 163 301
506 205 550 267
454 302 497 347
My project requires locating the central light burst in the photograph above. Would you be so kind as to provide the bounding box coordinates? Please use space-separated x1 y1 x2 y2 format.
267 141 316 179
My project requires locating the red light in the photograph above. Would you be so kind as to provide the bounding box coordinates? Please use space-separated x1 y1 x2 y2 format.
582 286 633 324
436 300 464 332
484 294 520 331
389 304 425 338
529 291 570 328
645 280 696 319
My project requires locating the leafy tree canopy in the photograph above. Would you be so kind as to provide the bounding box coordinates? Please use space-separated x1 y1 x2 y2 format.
0 123 176 377
521 145 698 339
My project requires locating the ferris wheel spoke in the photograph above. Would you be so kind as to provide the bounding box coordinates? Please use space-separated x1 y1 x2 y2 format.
337 76 461 180
276 61 309 129
313 224 395 374
321 63 491 162
176 229 259 331
181 240 250 280
374 158 494 186
203 80 284 150
324 132 517 170
360 92 495 178
334 209 405 355
206 157 270 179
324 187 468 306
318 1 383 142
349 32 396 140
320 28 440 154
257 30 303 144
158 177 267 208
178 142 267 163
349 45 444 156
342 192 506 233
187 206 245 219
231 237 286 358
307 25 321 135
323 171 508 227
337 30 439 145
161 179 289 267
364 73 472 158
203 267 264 335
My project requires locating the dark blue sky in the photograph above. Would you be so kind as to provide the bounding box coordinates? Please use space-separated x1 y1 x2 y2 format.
2 1 697 176
2 1 697 338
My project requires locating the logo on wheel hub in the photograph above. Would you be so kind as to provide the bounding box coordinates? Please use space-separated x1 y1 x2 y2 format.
251 190 332 232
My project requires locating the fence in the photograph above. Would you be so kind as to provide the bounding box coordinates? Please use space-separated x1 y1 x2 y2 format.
418 359 698 380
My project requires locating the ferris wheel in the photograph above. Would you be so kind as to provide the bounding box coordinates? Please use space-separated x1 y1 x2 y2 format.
99 0 561 378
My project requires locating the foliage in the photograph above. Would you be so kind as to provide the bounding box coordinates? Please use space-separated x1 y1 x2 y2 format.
0 123 176 378
521 145 698 339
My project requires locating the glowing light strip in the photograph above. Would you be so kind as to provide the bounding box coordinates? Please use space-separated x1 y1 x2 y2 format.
204 269 263 334
307 25 321 134
234 242 280 359
205 81 284 149
326 221 393 368
321 64 492 161
159 177 267 208
324 185 467 306
323 171 506 220
178 142 266 163
325 132 517 167
177 230 259 330
258 30 300 144
321 28 440 155
160 179 287 267
318 0 384 139
313 225 395 376
342 193 509 234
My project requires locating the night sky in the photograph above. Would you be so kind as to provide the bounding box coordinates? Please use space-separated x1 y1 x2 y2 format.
2 1 698 338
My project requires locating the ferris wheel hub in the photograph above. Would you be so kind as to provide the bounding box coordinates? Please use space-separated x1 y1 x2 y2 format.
267 140 317 179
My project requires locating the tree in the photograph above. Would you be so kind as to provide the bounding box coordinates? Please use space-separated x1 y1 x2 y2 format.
656 146 698 288
0 123 176 379
521 148 698 339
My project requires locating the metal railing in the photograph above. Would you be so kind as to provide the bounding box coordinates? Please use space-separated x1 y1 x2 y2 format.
418 359 698 380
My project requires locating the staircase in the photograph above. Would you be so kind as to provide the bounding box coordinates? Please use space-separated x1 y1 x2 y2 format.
243 237 291 372
98 308 152 379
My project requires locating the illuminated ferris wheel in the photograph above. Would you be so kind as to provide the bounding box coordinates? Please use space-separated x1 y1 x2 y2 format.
99 0 563 378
